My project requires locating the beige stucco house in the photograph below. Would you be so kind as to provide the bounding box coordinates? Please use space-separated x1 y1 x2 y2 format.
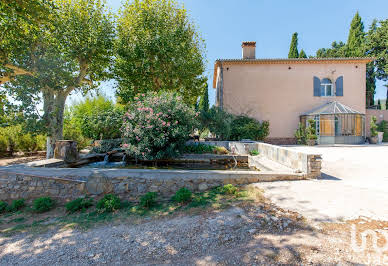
213 41 374 144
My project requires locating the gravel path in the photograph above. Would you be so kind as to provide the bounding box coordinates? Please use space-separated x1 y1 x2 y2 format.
0 203 377 265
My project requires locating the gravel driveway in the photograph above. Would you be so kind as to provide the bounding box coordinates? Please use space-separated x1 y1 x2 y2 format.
257 144 388 222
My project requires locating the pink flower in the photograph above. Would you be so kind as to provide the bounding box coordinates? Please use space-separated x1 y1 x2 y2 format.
167 122 170 127
122 144 129 148
162 122 166 126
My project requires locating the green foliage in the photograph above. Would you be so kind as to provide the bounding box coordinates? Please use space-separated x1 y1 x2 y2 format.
221 184 237 195
288 32 299 58
7 199 26 212
213 146 229 155
316 41 346 58
65 95 124 143
172 188 192 203
207 107 233 140
346 12 365 57
378 99 382 110
33 197 55 213
184 144 215 154
249 150 260 156
96 194 121 213
0 125 46 155
139 192 158 209
306 119 317 140
91 139 125 154
229 116 270 141
295 122 306 145
370 116 378 137
2 0 115 157
0 201 8 213
122 91 198 160
198 83 210 114
367 19 388 83
115 0 206 105
299 49 307 58
377 120 388 141
65 197 93 213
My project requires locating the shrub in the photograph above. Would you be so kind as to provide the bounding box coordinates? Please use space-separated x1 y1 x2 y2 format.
221 184 237 195
207 107 233 140
306 119 317 140
183 144 215 154
122 91 198 160
139 192 158 209
295 122 306 144
249 150 260 156
370 116 378 137
230 116 269 141
33 197 55 213
91 138 125 154
65 198 94 213
213 146 229 155
0 201 8 213
172 188 192 203
96 194 121 212
7 199 26 212
205 107 269 141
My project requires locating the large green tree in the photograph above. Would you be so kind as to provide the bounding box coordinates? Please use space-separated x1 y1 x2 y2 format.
368 19 388 102
316 12 376 106
288 32 299 58
2 0 115 158
114 0 206 105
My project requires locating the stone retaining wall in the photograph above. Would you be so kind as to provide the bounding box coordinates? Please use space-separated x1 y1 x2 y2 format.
191 141 322 178
0 167 305 202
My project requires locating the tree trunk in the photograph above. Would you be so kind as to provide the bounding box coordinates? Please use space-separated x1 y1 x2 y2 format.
43 89 67 159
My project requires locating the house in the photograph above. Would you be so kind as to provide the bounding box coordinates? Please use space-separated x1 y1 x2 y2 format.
213 41 375 144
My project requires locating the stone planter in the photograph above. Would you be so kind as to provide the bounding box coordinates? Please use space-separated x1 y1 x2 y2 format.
377 132 384 144
307 139 316 146
369 136 378 144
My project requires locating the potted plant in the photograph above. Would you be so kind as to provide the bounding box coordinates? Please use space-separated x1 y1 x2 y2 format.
306 119 317 146
370 116 378 144
294 122 306 145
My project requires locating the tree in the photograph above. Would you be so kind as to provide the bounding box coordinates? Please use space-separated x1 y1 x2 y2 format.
3 0 115 158
198 83 209 114
377 99 382 110
288 32 299 58
316 41 346 58
0 0 56 84
299 49 307 58
346 11 365 57
367 19 388 102
316 12 376 107
115 0 206 105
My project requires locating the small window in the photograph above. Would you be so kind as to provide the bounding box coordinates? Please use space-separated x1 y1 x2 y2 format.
321 78 333 96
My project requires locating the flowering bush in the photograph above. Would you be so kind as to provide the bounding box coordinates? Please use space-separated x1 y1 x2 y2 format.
122 91 198 160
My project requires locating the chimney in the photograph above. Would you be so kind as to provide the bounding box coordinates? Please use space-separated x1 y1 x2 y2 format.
242 41 256 59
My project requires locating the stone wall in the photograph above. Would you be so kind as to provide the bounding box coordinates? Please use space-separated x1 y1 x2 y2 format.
0 171 85 201
191 141 322 178
0 167 306 203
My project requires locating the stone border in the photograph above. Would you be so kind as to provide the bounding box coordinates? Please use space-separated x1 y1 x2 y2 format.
0 167 306 202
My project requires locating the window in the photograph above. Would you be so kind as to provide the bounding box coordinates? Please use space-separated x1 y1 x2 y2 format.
320 78 333 96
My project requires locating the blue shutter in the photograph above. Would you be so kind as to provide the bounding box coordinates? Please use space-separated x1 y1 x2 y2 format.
336 76 343 96
313 76 321 96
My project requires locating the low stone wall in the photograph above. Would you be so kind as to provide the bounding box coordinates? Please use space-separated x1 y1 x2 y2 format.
192 141 322 178
0 171 85 201
0 167 306 202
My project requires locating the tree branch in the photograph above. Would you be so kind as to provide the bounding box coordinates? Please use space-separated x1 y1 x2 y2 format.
0 63 34 84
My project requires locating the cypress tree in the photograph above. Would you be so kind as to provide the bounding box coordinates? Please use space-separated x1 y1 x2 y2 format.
299 49 307 58
346 12 365 57
377 99 381 110
198 83 209 113
288 32 299 58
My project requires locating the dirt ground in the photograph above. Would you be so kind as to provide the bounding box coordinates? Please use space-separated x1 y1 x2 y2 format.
0 154 45 167
0 200 386 265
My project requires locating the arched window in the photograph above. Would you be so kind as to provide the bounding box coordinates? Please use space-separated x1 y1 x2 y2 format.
320 78 333 96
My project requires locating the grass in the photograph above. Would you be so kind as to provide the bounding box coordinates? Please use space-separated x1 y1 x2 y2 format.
0 185 264 235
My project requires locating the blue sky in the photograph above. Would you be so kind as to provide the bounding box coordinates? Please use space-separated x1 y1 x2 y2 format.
85 0 388 105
